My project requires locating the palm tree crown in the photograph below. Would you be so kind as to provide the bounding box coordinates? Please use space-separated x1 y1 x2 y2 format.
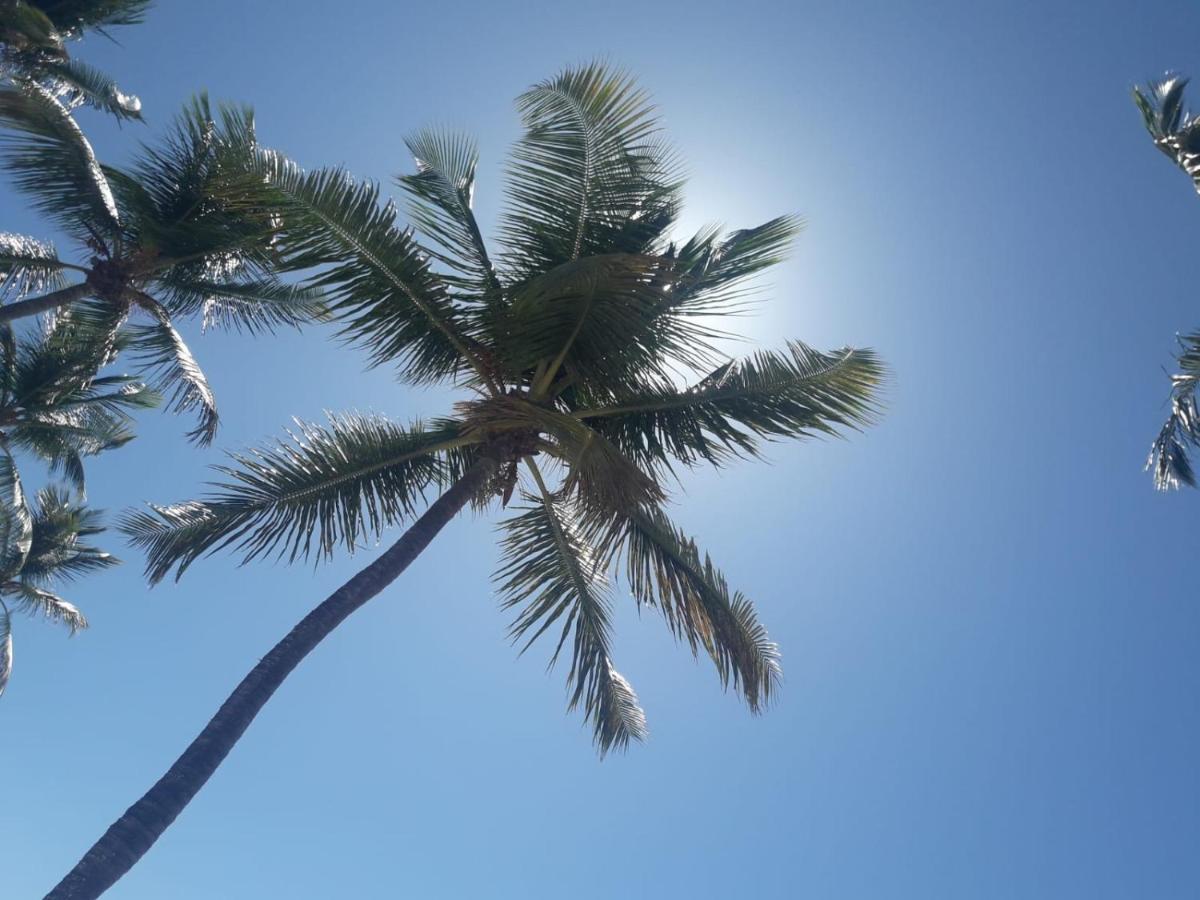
123 63 884 753
0 93 326 444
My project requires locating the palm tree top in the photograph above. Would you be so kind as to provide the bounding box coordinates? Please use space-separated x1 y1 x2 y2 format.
0 92 327 445
122 62 885 754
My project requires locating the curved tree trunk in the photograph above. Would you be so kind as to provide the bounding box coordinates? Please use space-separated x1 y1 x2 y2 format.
0 283 92 324
45 456 499 900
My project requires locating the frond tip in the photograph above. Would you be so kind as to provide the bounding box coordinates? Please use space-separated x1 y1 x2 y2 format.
606 504 781 710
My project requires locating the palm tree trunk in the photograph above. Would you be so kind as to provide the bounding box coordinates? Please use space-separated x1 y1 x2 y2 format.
0 283 92 324
45 455 499 900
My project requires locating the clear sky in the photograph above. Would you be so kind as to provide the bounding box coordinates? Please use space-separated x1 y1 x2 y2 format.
5 0 1200 897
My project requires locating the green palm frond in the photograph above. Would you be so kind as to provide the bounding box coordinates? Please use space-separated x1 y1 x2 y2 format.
20 0 152 37
1148 330 1200 490
0 601 11 696
35 55 140 118
20 483 114 582
500 61 683 278
126 292 217 445
597 503 780 710
0 232 71 302
0 481 118 696
120 415 472 582
0 80 118 235
397 127 500 298
156 276 328 334
497 462 647 754
236 150 484 384
3 581 85 630
1133 74 1200 190
0 451 32 577
578 343 883 471
1 311 154 487
118 96 263 259
669 216 803 311
1 1 61 50
496 252 716 394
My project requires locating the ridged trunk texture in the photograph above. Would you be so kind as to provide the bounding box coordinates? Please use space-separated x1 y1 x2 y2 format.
0 283 93 324
45 457 498 899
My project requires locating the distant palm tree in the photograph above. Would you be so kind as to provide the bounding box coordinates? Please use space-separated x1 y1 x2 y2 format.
1134 75 1200 488
0 93 325 444
0 308 156 695
48 64 885 899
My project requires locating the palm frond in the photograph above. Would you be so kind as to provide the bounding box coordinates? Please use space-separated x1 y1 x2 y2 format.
20 484 115 582
669 216 803 311
500 61 683 278
0 601 11 697
126 292 217 445
233 150 484 385
1 1 62 50
117 95 273 265
0 81 118 235
496 463 647 755
155 275 328 334
0 309 149 489
595 503 780 710
496 253 715 393
3 582 85 631
35 55 140 118
0 232 70 302
27 0 152 36
120 415 471 582
577 343 883 471
397 127 500 298
0 451 32 577
1148 331 1200 489
1133 74 1200 190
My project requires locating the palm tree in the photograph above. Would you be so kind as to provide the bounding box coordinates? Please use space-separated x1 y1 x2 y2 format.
0 0 150 120
1134 75 1200 488
0 92 326 444
47 63 885 899
0 309 158 695
0 480 121 697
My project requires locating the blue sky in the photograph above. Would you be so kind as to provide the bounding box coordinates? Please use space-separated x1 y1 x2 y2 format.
5 0 1200 897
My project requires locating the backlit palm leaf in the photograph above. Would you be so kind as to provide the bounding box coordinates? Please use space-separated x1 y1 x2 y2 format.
500 62 682 278
578 343 883 471
497 463 647 754
121 415 470 582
